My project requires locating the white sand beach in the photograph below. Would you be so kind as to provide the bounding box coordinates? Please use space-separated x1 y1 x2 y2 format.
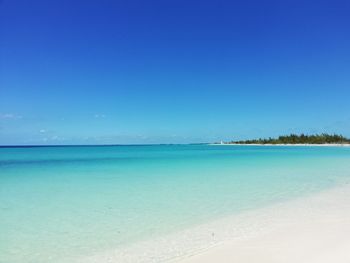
76 184 350 263
210 143 350 147
179 184 350 263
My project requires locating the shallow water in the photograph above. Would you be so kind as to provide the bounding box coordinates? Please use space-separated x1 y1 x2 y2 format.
1 145 350 263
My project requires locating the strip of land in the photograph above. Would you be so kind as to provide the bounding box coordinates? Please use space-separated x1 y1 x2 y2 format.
219 133 350 145
210 143 350 146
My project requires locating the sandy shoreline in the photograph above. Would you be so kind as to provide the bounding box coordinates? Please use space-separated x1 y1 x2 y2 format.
179 184 350 263
76 183 350 263
210 143 350 147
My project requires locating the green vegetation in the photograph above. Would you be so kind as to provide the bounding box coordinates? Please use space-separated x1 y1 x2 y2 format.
229 133 350 145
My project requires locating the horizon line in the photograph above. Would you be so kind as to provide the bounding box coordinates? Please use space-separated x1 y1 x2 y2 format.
0 143 210 148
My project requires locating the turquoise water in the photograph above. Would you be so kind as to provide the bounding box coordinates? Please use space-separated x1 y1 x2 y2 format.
1 145 350 263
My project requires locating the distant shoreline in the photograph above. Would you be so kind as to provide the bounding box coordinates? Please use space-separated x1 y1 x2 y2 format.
217 134 350 146
210 143 350 147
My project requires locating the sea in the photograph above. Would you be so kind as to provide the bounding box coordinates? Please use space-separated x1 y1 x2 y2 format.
1 144 350 263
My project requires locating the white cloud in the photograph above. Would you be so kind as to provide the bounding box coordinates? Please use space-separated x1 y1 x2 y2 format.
0 113 22 119
94 114 106 118
41 135 65 142
39 129 47 133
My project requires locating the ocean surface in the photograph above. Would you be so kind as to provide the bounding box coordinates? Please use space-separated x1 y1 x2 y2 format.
1 144 350 263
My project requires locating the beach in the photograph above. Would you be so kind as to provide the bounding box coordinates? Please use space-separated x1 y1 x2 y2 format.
75 183 350 263
211 143 350 147
179 184 350 263
3 0 350 262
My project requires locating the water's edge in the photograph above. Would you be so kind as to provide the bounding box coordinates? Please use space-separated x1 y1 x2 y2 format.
76 182 350 263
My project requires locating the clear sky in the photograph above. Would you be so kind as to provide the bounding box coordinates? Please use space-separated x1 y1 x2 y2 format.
1 0 350 145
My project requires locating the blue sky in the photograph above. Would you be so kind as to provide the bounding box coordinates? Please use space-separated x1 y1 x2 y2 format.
1 0 350 145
